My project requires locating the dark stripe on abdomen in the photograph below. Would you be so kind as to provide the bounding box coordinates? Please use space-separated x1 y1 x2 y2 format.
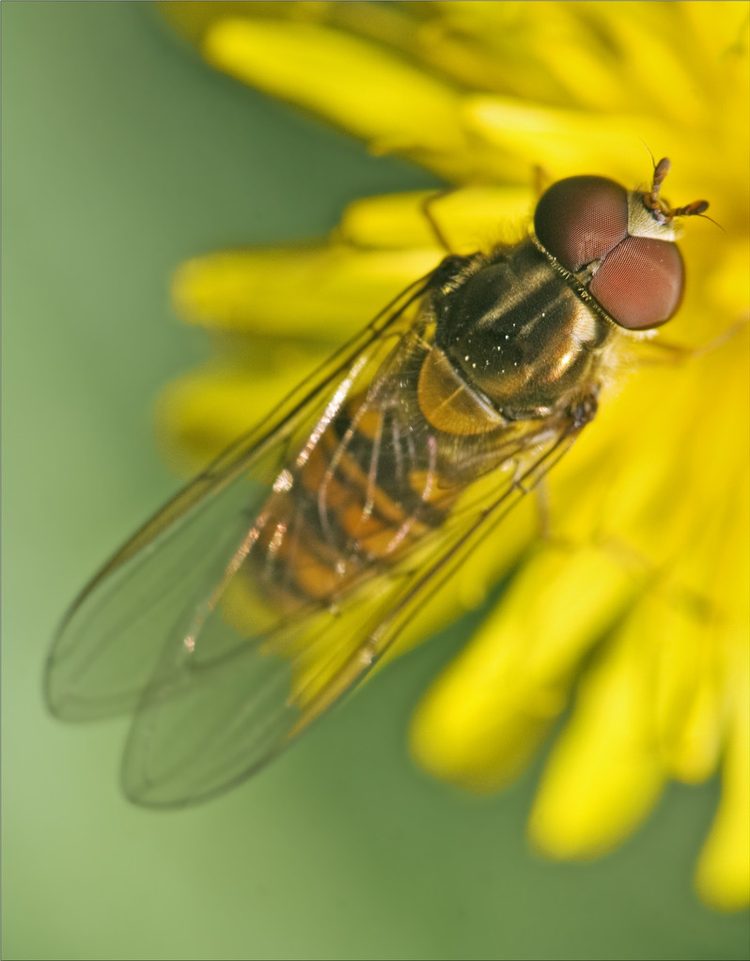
248 389 458 611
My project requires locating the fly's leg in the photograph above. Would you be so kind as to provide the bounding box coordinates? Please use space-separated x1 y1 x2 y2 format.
532 164 553 200
423 165 549 253
530 479 581 551
534 479 556 543
635 313 748 366
421 187 461 254
594 533 718 624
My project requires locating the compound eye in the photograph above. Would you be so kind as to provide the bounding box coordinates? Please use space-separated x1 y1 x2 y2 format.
589 236 684 329
534 175 629 271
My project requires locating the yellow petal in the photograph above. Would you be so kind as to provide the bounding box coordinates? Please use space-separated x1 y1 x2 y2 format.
683 0 750 60
410 544 635 792
694 634 750 911
594 7 707 124
465 95 671 186
652 599 723 784
172 243 439 335
512 3 635 112
156 361 320 472
529 599 666 859
158 1 276 44
339 186 533 253
202 18 468 179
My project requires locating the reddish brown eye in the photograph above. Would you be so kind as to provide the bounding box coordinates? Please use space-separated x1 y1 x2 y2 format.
589 236 684 329
534 176 629 271
535 174 686 330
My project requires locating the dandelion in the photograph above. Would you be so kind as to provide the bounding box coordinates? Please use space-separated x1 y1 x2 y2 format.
158 1 749 911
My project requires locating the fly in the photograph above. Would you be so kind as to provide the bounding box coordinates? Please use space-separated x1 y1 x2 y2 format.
45 159 707 807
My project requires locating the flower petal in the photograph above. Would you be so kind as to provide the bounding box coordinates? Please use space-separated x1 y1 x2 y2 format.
171 243 438 335
465 95 669 186
202 17 468 178
653 602 724 784
410 545 636 792
156 362 318 472
339 186 533 253
694 636 750 912
528 598 667 859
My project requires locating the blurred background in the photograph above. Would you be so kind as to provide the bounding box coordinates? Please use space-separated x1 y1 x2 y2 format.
3 4 748 959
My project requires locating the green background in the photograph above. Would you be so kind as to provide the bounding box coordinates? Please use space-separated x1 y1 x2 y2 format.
3 4 748 959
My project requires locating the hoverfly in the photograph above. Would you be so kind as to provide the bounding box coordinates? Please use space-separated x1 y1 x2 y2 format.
46 159 707 807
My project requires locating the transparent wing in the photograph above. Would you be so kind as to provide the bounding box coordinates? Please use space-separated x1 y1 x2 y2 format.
46 263 585 808
45 275 429 721
117 416 579 808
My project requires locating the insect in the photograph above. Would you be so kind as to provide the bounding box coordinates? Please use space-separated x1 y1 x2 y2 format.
45 159 707 807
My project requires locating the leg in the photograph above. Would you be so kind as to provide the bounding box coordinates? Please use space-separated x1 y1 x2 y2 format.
421 187 459 254
634 313 748 367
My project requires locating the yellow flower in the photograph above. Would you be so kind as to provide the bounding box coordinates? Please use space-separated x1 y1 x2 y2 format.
158 1 749 911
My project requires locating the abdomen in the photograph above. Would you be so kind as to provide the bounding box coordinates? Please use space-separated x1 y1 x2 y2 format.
249 375 463 613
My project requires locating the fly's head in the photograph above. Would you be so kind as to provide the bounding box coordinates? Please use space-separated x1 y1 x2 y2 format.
534 158 709 331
